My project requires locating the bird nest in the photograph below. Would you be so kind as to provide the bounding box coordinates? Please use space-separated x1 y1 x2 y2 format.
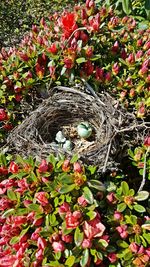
3 86 147 171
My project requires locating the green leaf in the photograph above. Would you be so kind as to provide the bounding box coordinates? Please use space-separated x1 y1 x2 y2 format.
121 181 129 196
76 57 86 64
86 210 97 220
135 191 149 201
70 154 78 164
2 208 15 218
122 0 132 15
87 180 105 191
134 204 146 213
87 165 97 175
80 249 89 267
74 227 84 247
143 233 150 244
117 203 127 212
10 236 20 245
65 255 75 266
61 67 67 75
83 187 94 204
145 0 150 10
117 240 129 248
98 239 108 248
59 184 75 194
7 189 17 201
28 204 43 213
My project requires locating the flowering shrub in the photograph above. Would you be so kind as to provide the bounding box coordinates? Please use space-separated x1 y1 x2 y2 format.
0 153 150 266
0 0 150 143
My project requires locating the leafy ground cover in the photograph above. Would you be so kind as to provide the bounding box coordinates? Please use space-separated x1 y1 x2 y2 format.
0 0 150 266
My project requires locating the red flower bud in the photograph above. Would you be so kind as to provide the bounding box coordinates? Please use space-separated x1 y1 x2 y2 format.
0 109 8 121
52 241 65 252
73 162 82 173
38 159 48 173
62 159 70 172
8 161 19 174
144 136 150 147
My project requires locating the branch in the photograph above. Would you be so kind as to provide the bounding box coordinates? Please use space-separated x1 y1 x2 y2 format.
138 148 149 192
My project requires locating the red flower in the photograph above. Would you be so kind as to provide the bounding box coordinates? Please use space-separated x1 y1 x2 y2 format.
65 211 82 229
62 159 70 172
82 60 94 76
47 43 58 54
37 237 47 250
108 253 117 263
82 238 92 248
0 198 13 211
61 12 77 39
0 109 7 121
8 161 19 174
62 234 73 243
0 166 8 176
59 202 70 215
3 123 13 131
64 58 74 69
78 195 87 207
38 159 49 173
52 241 65 252
35 192 49 206
73 162 83 173
83 215 105 240
116 225 128 239
144 136 150 147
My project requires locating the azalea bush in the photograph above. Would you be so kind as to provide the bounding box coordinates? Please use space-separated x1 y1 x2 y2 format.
0 153 150 267
0 0 150 144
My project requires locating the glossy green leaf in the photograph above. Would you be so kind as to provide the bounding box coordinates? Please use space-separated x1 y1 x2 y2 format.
122 0 132 15
59 184 75 194
74 227 84 247
121 181 129 196
87 180 105 191
135 191 149 201
117 203 127 212
134 204 146 213
7 189 17 201
80 249 89 267
65 255 75 266
83 187 94 204
76 57 86 64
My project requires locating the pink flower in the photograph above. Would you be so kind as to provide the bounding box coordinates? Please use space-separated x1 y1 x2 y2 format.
31 228 42 241
62 234 73 243
78 196 87 207
52 241 65 252
0 109 7 121
12 216 27 227
38 159 48 173
35 192 49 206
112 63 120 75
73 162 83 173
59 202 70 215
8 161 19 174
83 215 105 240
65 211 82 229
116 225 128 239
144 136 150 147
82 238 92 248
0 255 16 267
0 198 13 211
108 253 117 263
106 192 117 204
64 58 74 69
37 237 47 250
95 67 104 81
35 248 43 261
114 211 123 221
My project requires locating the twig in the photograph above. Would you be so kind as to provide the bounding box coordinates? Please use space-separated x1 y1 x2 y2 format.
65 27 87 47
102 140 112 173
138 148 149 192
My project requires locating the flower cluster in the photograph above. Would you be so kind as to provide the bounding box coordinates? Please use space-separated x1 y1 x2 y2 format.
0 0 149 144
0 153 149 266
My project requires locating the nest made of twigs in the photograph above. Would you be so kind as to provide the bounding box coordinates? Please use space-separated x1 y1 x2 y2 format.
2 86 148 171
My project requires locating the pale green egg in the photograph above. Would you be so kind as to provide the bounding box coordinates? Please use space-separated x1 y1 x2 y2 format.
77 122 92 138
63 140 72 151
55 131 66 143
